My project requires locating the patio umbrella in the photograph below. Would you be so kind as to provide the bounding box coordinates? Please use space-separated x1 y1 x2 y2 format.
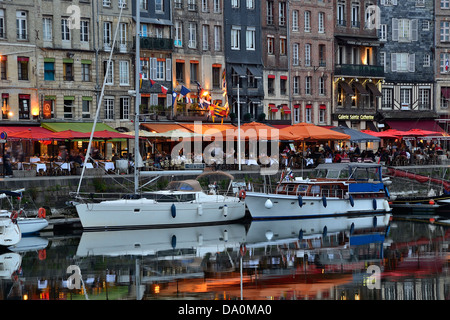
160 129 203 138
361 129 400 139
330 126 380 142
92 130 133 140
280 123 350 141
238 122 281 140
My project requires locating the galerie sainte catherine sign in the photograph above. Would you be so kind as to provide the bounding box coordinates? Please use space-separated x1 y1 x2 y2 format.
334 114 375 121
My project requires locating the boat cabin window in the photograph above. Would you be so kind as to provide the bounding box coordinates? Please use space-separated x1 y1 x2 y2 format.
352 168 380 181
314 168 349 179
145 193 196 202
286 185 295 193
310 185 320 195
277 185 286 192
297 185 308 193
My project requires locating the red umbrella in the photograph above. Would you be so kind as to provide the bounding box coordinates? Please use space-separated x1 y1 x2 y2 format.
361 129 402 139
92 130 133 139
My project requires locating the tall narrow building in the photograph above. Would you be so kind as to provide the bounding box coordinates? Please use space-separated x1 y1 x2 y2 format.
378 0 437 131
333 0 384 131
224 0 264 122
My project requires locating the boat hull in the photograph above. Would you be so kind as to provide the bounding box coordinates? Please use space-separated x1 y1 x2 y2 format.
17 218 49 234
0 219 21 247
76 199 246 229
245 192 391 219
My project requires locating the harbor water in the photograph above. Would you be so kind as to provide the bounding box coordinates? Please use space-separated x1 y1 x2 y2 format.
0 212 449 301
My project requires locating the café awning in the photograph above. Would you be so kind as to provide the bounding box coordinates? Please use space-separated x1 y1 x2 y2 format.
338 81 355 96
385 120 445 134
141 123 191 133
41 122 118 133
366 82 382 97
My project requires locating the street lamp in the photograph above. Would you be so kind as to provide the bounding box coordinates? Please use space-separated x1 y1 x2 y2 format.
237 75 246 171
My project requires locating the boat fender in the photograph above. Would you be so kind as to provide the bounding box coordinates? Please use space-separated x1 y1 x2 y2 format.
38 207 46 218
372 198 377 211
265 198 273 209
223 229 228 242
348 195 354 207
171 204 176 218
171 235 176 249
322 196 327 208
223 205 228 217
298 195 303 207
240 244 247 256
239 189 246 200
385 225 391 237
350 222 355 235
198 204 203 216
373 215 377 228
38 249 46 261
298 229 304 241
383 200 390 212
323 226 328 237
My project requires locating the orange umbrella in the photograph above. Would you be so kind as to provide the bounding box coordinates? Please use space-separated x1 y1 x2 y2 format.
238 122 281 140
279 123 350 141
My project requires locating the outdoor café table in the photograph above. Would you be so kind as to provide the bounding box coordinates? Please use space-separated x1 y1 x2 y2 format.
30 157 40 163
53 162 71 175
97 161 115 171
33 162 47 174
246 159 258 166
82 163 94 169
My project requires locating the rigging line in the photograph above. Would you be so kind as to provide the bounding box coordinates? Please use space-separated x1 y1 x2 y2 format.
77 5 125 195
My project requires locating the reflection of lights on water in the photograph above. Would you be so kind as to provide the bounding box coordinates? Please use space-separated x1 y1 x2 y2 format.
23 294 28 300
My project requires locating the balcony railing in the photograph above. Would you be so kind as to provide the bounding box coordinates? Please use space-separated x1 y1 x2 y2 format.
136 37 174 51
335 64 384 78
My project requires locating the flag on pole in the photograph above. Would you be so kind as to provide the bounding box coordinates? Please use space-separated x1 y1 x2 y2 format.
161 85 168 94
446 59 449 72
180 85 191 96
149 79 155 87
172 92 178 106
139 73 142 89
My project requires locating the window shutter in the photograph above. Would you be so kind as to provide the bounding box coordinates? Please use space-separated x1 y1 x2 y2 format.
166 58 172 81
393 0 398 5
410 19 418 41
380 0 385 5
391 53 397 72
392 18 398 41
408 53 415 72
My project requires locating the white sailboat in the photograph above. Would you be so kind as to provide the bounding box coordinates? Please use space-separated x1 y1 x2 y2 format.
73 1 246 229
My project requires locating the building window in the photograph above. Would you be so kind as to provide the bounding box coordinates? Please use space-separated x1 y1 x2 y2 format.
104 97 114 120
319 108 325 123
319 77 325 95
231 26 240 50
188 22 197 48
174 21 183 47
305 44 311 67
63 60 74 81
0 56 6 80
423 54 431 67
441 21 450 42
379 24 387 41
104 22 112 50
305 76 312 95
231 0 239 8
440 53 450 73
156 59 165 80
391 53 415 72
190 62 198 83
176 61 185 83
63 98 73 119
80 20 89 43
0 9 5 39
140 0 148 10
280 78 287 95
267 1 274 25
305 107 312 123
293 76 300 95
119 60 129 85
202 25 209 51
214 0 221 13
246 27 256 51
268 77 275 95
61 18 71 41
155 0 163 12
19 95 30 119
43 17 52 41
279 2 286 26
304 11 311 32
212 66 221 88
319 44 326 67
140 58 149 79
44 62 55 81
441 89 449 108
293 43 299 65
382 88 393 109
292 10 299 31
442 0 450 9
337 1 346 26
120 97 130 120
247 0 254 9
16 11 27 40
82 99 91 119
103 0 111 7
267 36 274 55
400 88 411 108
81 62 91 82
104 60 114 85
280 37 287 55
214 26 221 51
351 2 360 27
318 12 325 33
17 57 29 81
418 89 430 110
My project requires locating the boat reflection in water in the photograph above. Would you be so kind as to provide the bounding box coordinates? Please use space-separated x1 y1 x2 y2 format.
2 213 449 300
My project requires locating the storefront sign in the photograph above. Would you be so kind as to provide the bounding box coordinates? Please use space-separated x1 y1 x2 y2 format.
335 114 375 121
43 101 52 119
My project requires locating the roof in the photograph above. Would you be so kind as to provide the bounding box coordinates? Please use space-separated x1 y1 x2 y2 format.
166 180 203 192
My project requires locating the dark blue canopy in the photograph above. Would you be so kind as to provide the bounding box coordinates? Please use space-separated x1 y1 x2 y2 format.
330 126 381 142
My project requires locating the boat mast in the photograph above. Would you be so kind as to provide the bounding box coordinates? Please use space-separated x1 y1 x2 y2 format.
76 5 124 196
134 0 140 195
